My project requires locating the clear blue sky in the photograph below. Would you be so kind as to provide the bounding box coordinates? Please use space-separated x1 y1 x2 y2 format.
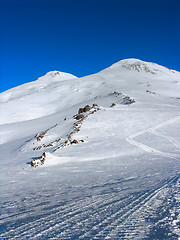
1 0 179 92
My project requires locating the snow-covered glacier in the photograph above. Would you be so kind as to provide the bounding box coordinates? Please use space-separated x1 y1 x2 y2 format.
0 59 180 239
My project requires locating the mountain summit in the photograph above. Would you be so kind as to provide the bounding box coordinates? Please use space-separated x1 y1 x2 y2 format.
0 59 180 239
38 70 77 81
105 58 178 75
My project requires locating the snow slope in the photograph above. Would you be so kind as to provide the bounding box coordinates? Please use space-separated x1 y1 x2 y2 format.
0 71 77 124
0 59 180 239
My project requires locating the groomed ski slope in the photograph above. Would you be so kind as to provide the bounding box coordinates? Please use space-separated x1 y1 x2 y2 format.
0 59 180 239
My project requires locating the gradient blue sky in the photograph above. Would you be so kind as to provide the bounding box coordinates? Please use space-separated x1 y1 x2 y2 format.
1 0 179 92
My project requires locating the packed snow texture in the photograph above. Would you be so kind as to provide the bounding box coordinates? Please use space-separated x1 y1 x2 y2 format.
0 59 180 239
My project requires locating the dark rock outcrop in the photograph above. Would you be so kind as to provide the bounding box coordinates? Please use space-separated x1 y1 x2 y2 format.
31 152 46 167
76 114 85 120
84 105 91 112
71 139 79 144
110 103 116 107
78 108 84 114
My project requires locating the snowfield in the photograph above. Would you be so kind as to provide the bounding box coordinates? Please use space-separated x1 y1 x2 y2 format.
0 59 180 239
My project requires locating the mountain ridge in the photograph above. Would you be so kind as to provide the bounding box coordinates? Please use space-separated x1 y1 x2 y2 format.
1 58 180 96
0 59 179 127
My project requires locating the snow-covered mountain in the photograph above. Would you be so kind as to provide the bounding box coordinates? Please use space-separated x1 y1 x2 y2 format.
0 59 180 239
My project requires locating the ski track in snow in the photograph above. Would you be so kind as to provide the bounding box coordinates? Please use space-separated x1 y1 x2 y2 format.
0 175 179 239
126 116 180 160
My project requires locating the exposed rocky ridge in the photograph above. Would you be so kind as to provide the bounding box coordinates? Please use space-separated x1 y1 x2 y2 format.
30 103 100 167
108 92 136 105
29 91 136 167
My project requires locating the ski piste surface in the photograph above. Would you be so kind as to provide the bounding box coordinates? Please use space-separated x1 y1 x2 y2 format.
126 115 180 159
0 59 180 239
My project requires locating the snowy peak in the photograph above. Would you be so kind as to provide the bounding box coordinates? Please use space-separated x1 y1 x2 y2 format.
121 59 157 74
38 70 77 81
0 70 77 104
107 58 179 75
